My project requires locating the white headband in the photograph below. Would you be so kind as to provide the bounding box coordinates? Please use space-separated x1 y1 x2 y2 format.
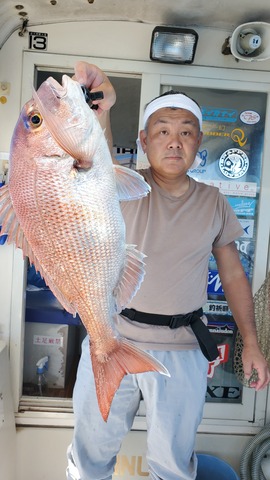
143 94 203 131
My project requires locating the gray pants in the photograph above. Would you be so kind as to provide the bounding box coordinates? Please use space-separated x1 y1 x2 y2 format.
66 336 208 480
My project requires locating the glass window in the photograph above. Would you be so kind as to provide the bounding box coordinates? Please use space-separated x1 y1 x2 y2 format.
22 68 141 401
11 53 270 428
162 84 267 404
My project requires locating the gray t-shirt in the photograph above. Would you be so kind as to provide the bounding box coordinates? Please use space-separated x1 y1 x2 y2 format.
115 169 243 350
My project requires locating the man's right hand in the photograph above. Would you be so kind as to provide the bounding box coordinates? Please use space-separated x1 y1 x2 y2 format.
74 61 116 115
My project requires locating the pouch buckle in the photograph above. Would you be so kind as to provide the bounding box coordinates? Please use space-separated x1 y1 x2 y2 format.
169 314 192 329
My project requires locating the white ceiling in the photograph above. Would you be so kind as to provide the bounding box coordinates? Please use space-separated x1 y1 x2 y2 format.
1 0 270 49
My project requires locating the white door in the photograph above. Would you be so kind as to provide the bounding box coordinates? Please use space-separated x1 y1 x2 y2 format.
0 340 16 480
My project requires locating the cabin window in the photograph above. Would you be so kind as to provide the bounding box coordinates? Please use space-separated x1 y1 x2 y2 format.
22 69 141 401
11 53 269 429
162 85 267 406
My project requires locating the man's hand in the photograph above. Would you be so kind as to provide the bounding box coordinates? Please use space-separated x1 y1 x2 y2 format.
242 344 270 390
213 241 270 391
73 61 116 114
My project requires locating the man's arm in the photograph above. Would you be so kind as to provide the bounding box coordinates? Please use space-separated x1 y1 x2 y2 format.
73 61 116 158
213 241 270 390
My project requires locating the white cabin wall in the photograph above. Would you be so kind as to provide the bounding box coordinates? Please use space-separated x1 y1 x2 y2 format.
15 427 253 480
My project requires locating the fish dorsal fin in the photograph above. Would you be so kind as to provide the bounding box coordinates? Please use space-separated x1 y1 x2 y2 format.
114 165 151 201
0 186 40 262
32 88 93 164
114 244 146 312
0 185 77 316
0 185 23 248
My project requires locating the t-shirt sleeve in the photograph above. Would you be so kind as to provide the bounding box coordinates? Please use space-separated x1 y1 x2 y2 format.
213 193 244 248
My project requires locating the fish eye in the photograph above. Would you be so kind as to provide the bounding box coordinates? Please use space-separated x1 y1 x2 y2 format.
28 111 43 128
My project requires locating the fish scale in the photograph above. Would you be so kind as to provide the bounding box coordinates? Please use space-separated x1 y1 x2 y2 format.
0 74 169 421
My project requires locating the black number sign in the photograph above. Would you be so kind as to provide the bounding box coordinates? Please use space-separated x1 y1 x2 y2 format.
28 32 48 51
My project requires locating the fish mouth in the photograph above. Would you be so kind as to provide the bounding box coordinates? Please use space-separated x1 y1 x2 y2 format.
44 75 85 107
45 75 70 100
33 75 92 168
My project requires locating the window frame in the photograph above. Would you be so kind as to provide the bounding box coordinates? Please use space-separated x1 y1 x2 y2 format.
10 51 270 432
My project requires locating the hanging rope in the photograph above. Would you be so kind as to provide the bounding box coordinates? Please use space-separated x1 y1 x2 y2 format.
234 270 270 385
235 270 270 479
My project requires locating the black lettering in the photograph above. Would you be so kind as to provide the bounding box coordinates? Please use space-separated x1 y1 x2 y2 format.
222 386 241 399
206 386 222 398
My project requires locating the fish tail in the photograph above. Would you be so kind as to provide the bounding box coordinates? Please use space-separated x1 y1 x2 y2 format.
91 338 170 422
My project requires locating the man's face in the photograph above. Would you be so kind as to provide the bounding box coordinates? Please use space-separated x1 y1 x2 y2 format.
139 107 203 178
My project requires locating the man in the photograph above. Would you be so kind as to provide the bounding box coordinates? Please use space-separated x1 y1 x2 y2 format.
66 62 270 480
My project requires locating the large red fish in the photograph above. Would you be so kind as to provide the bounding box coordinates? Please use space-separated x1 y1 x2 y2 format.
0 75 168 421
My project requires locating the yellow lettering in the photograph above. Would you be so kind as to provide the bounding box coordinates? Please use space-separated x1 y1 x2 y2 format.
114 456 120 475
114 455 136 476
114 455 149 477
231 128 247 147
137 456 149 476
204 131 230 137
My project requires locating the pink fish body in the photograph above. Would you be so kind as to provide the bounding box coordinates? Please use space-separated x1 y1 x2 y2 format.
0 75 168 421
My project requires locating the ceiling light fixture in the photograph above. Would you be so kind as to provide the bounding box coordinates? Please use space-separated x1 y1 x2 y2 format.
150 26 199 64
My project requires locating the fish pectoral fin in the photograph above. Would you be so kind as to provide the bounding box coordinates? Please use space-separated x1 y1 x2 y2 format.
91 337 169 422
115 244 146 311
114 165 151 201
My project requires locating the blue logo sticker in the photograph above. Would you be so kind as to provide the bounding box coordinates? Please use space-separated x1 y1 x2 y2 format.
208 270 224 295
239 219 254 238
0 225 7 245
227 197 256 216
202 107 238 123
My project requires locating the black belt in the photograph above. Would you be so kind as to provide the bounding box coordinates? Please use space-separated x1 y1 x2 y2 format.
121 307 219 362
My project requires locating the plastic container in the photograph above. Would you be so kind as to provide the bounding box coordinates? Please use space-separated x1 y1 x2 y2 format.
196 454 240 480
